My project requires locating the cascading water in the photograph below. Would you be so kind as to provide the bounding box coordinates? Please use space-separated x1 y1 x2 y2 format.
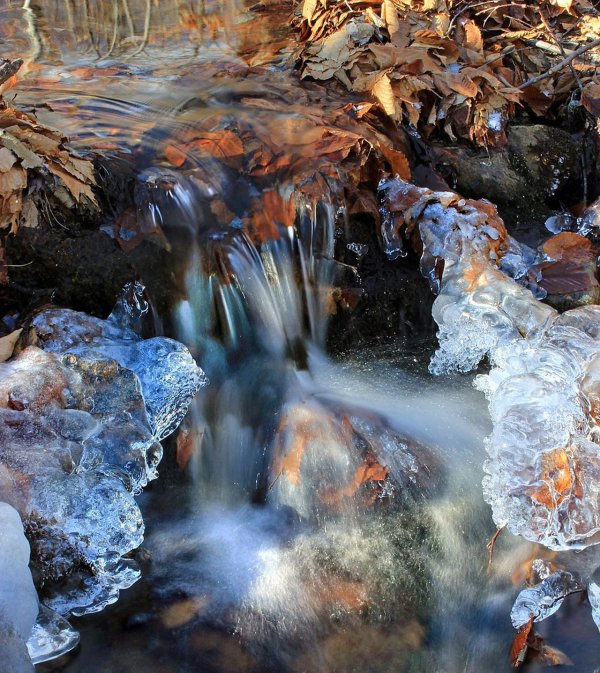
1 1 600 671
134 180 540 672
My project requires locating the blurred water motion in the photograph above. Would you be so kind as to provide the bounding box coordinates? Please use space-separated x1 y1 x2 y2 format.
2 1 599 671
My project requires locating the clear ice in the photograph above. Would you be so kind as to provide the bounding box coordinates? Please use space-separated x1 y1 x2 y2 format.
0 283 207 664
510 570 584 628
379 178 600 551
0 502 38 673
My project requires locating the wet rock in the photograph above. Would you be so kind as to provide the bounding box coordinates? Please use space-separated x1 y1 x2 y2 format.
271 393 441 521
5 219 178 322
508 125 584 204
433 145 552 238
433 126 595 243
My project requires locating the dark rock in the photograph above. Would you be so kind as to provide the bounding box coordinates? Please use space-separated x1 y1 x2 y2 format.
507 124 583 205
432 125 597 247
327 213 435 352
5 223 178 322
432 144 552 241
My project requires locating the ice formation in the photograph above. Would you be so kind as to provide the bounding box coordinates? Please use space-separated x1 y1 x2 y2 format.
0 283 206 663
379 178 600 551
510 570 583 628
0 502 38 673
589 568 600 633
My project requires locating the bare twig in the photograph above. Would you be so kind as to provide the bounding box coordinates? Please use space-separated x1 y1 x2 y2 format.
525 39 573 57
488 24 545 44
537 7 583 91
517 37 600 90
125 0 152 59
22 0 42 63
487 525 505 568
121 0 136 37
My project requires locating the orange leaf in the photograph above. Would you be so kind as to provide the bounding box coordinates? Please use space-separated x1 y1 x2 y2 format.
378 143 411 180
191 130 244 169
165 144 187 167
527 447 581 509
510 614 534 668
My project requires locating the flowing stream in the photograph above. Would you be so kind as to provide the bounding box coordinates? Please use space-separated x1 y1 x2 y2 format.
1 1 599 671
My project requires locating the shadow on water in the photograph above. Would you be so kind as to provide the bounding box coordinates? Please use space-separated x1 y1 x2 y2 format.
3 1 598 671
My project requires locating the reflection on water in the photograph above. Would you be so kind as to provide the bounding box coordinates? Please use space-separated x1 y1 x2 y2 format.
3 1 599 671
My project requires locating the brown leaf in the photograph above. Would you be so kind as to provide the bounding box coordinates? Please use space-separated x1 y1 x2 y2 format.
582 81 600 117
161 597 207 629
191 130 244 169
47 161 98 206
535 644 573 666
378 143 411 180
0 164 27 196
536 232 599 297
0 147 16 172
21 197 39 229
319 455 388 505
302 0 318 21
372 73 397 117
463 19 483 52
0 130 43 169
7 126 61 156
434 71 478 98
165 144 187 167
176 425 196 470
382 0 400 37
511 614 534 668
0 328 22 363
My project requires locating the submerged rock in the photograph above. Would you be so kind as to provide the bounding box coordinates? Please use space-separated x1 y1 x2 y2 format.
270 392 441 521
0 283 207 662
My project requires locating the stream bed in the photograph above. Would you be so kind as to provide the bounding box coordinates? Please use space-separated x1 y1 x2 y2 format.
1 1 600 672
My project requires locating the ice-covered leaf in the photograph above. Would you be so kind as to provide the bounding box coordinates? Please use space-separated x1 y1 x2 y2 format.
511 571 584 628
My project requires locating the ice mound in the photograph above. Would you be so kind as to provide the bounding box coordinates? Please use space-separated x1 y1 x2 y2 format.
477 307 600 550
0 283 206 663
378 178 600 552
0 502 38 673
429 258 556 375
29 282 207 440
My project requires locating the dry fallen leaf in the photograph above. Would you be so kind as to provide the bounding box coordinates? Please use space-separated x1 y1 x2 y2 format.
161 597 207 629
511 614 534 668
0 328 22 362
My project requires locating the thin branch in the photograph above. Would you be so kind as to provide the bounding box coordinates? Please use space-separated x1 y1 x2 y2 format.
121 0 136 37
523 39 566 56
22 0 42 63
488 24 545 44
518 37 600 90
126 0 152 59
537 7 583 91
